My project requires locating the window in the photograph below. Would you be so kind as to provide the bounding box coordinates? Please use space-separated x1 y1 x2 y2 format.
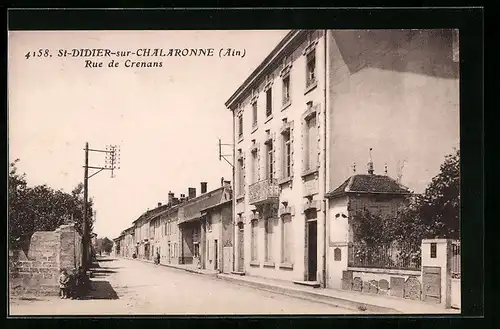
265 218 274 262
238 115 243 138
282 131 291 178
304 114 318 171
282 75 291 105
252 102 258 127
251 149 258 183
266 141 273 180
266 88 273 117
306 51 316 88
251 219 258 261
281 215 292 264
237 158 245 196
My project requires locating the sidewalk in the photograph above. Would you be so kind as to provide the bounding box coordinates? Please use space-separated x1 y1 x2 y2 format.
130 257 219 277
216 273 461 314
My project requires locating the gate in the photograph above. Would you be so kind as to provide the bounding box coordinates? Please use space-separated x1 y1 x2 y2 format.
450 240 461 309
422 266 441 303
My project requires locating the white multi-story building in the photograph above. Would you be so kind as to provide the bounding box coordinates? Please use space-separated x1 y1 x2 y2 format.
225 29 459 289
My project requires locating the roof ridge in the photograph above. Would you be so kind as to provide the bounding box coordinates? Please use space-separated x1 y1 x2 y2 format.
346 175 355 192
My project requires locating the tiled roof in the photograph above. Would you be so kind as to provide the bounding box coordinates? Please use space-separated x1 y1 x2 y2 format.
326 174 411 198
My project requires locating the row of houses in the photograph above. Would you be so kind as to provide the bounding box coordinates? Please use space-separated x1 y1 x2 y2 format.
114 180 233 272
115 29 459 293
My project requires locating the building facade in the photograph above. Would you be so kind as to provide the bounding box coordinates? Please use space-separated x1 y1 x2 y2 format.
225 29 459 288
177 181 233 270
200 182 233 273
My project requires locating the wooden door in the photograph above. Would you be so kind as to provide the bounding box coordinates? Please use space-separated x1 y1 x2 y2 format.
238 222 245 272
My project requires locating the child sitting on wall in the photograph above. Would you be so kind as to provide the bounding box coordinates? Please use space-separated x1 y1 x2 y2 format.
58 269 70 299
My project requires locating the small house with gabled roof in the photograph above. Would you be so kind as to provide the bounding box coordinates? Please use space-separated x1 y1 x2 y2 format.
324 157 412 289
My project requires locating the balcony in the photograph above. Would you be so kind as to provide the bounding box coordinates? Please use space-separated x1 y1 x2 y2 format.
249 178 280 205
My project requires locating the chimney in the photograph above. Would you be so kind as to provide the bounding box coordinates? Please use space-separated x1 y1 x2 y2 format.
224 180 231 189
367 148 374 175
201 182 208 194
168 191 174 205
179 194 186 202
188 187 196 199
157 202 162 208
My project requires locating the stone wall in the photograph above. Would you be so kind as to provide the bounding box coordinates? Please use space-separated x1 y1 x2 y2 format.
9 223 83 296
342 268 423 300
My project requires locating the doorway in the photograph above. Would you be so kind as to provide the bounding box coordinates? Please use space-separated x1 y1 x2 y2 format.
214 239 219 271
306 210 318 281
168 243 171 264
238 222 245 272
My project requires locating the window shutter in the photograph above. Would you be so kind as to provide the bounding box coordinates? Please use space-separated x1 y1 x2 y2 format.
272 132 277 180
301 118 306 172
242 151 246 192
316 110 320 169
290 121 295 177
257 144 261 181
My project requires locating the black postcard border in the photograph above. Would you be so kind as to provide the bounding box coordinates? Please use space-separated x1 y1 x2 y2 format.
3 7 485 328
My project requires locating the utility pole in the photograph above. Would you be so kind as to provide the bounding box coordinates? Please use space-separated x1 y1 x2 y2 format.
83 142 89 269
82 142 120 270
218 138 234 271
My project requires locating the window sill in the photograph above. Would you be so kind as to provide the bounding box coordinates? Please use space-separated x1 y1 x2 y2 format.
301 168 319 178
264 114 274 124
236 195 245 202
278 176 293 186
251 125 258 134
281 100 291 111
304 81 318 95
263 262 276 268
250 261 260 267
238 136 244 143
279 263 294 270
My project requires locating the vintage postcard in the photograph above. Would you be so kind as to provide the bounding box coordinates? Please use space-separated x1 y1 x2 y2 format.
8 24 464 316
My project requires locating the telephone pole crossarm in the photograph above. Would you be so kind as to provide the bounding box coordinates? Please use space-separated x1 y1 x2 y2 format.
218 138 234 167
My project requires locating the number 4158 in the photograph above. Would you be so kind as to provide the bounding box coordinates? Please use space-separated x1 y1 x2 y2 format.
25 49 50 59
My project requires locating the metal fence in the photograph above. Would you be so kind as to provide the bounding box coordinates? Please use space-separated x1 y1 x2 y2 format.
348 242 421 271
451 240 461 279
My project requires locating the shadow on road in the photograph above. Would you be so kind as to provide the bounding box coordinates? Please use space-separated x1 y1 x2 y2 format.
95 258 116 263
81 281 119 300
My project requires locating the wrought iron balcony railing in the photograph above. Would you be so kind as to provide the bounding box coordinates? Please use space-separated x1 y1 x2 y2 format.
249 178 280 205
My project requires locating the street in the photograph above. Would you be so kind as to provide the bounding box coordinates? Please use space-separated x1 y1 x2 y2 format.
10 256 357 315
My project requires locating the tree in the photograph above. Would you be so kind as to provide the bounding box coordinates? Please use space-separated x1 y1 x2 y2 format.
351 148 460 247
419 148 460 239
8 159 95 248
95 237 113 254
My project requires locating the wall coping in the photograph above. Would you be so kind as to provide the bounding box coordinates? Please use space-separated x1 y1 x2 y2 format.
422 239 451 244
348 266 421 277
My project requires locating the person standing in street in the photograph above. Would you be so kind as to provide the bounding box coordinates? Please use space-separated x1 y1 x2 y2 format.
155 251 160 265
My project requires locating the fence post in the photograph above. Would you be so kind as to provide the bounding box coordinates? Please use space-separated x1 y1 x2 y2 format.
421 239 453 307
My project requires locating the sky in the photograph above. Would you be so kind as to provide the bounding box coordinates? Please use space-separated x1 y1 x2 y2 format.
8 30 290 240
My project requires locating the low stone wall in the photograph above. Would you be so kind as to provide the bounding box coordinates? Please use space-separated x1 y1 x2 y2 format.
342 267 423 301
9 223 83 297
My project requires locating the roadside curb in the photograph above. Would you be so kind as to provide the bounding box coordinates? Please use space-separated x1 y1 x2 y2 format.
160 263 219 277
130 258 218 277
215 274 401 314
